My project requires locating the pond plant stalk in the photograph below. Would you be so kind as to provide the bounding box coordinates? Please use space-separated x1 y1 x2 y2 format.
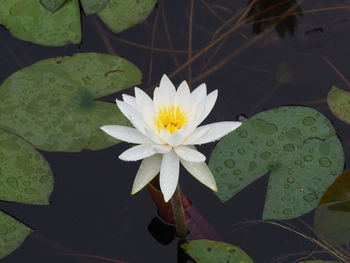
171 184 188 237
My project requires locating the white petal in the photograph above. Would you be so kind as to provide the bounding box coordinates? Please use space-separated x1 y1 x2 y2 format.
174 145 205 163
180 159 217 192
159 128 171 143
153 87 170 108
119 144 155 161
122 94 137 109
131 154 162 194
100 125 148 144
152 144 172 154
134 87 156 121
167 130 186 147
188 121 242 145
196 90 218 125
160 150 180 202
159 74 176 95
116 99 146 135
175 80 191 112
182 125 209 145
191 83 207 105
144 129 163 144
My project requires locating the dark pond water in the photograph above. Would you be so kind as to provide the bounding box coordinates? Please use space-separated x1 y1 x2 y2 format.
1 0 350 262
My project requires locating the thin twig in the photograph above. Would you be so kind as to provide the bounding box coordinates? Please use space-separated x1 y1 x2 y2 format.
188 0 195 85
321 55 350 89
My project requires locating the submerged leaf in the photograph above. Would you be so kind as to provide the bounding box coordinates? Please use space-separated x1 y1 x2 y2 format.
0 0 81 46
0 129 53 204
80 0 109 15
181 239 254 263
314 170 350 245
0 211 32 259
327 86 350 124
97 0 157 34
209 106 344 220
40 0 67 13
0 53 141 152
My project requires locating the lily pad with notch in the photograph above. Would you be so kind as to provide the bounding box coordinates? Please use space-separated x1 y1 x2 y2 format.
0 0 156 46
209 106 344 220
0 52 141 152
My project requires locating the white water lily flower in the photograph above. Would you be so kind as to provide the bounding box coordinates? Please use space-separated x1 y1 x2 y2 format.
101 74 241 202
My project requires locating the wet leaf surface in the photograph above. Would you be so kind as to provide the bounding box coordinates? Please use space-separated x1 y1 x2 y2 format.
0 53 141 152
209 106 344 220
97 0 157 34
80 0 109 15
314 170 350 245
0 0 156 46
40 0 67 13
0 129 53 204
181 239 254 263
0 128 52 259
0 0 81 46
0 211 32 260
327 86 350 124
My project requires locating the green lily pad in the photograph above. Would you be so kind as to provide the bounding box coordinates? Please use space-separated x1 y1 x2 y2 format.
40 0 67 13
0 0 81 46
0 53 141 152
0 210 32 259
314 170 350 245
209 106 344 220
181 239 254 263
97 0 157 34
80 0 109 14
0 0 156 46
0 128 53 204
327 86 350 124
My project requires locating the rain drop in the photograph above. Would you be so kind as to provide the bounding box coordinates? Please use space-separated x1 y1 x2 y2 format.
303 155 313 162
237 148 246 154
239 131 248 138
283 143 295 152
302 116 316 126
319 157 332 167
224 159 235 168
287 177 295 183
266 140 275 146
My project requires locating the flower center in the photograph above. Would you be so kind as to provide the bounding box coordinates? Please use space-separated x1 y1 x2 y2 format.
154 104 188 134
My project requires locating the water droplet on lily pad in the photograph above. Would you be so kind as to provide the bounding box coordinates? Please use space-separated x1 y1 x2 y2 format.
319 157 332 167
303 155 313 162
266 140 275 146
224 159 235 168
283 143 295 152
303 116 316 126
237 148 246 154
239 131 248 138
287 177 295 183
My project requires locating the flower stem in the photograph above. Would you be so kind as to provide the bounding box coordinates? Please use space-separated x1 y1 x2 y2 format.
170 184 188 237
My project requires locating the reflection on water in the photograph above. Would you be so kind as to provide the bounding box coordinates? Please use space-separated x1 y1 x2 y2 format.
246 0 303 38
1 0 350 262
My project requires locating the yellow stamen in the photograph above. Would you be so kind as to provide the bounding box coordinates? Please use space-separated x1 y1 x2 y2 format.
154 104 188 133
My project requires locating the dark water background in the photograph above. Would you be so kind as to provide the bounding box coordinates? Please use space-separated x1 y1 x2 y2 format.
1 0 350 262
